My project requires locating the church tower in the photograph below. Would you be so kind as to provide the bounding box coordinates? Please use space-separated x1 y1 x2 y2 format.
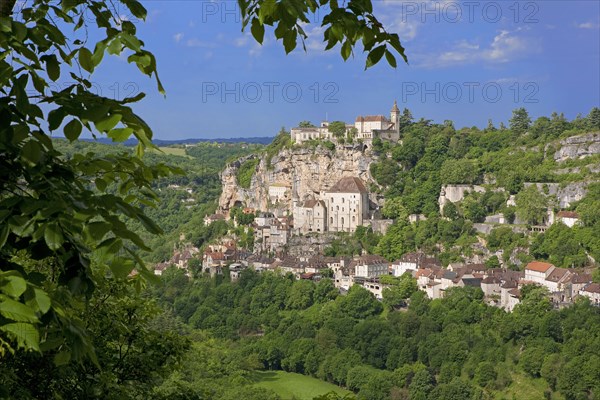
390 100 400 134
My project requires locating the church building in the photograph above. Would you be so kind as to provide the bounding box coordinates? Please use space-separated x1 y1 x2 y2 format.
292 177 369 234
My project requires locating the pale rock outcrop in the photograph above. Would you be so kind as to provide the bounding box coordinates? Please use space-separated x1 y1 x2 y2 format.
218 144 378 217
553 132 600 162
523 182 590 208
438 184 486 210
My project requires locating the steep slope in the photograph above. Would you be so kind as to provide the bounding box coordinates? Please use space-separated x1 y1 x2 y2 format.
218 144 378 216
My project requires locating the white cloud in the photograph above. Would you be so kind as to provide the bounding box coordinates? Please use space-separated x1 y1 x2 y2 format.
173 33 184 43
235 35 250 47
248 42 264 57
483 29 529 62
577 22 599 29
416 29 535 68
185 38 215 48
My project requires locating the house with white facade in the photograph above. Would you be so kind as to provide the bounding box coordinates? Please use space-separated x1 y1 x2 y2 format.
353 255 389 278
268 184 291 203
524 261 556 285
556 211 581 228
579 283 600 306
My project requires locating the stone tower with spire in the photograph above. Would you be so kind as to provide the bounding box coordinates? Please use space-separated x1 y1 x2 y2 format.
390 100 400 135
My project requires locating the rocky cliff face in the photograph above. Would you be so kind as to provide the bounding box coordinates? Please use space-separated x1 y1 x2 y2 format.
218 144 378 216
554 132 600 162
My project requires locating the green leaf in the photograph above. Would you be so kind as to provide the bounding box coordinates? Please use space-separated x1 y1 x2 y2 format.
21 140 42 165
136 213 162 235
108 127 134 142
64 119 82 141
126 0 148 19
258 0 277 23
365 45 386 69
48 108 66 131
283 30 297 54
1 323 40 352
95 114 122 132
0 298 39 323
44 223 64 251
44 54 60 81
109 257 135 279
54 350 71 366
25 288 52 314
94 178 107 192
78 47 94 73
251 18 265 44
0 224 8 249
0 274 27 298
384 49 397 68
107 37 122 55
341 40 351 61
87 221 112 241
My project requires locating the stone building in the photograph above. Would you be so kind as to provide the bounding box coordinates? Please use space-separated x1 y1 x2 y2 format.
292 176 369 234
291 101 400 144
327 177 369 232
294 200 327 233
354 101 400 142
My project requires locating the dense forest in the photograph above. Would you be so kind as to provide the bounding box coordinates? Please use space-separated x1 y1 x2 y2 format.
151 268 600 400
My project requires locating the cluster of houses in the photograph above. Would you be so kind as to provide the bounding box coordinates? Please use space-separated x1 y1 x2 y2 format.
153 242 200 276
400 256 598 310
154 234 598 310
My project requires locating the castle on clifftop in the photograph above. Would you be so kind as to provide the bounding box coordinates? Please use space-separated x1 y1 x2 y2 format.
290 101 401 144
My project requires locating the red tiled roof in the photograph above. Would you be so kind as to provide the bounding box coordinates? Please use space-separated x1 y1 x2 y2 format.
557 211 579 218
582 283 600 294
526 261 554 273
206 251 225 260
355 115 387 122
546 268 570 282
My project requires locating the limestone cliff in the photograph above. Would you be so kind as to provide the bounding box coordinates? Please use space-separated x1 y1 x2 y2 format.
218 144 378 216
554 132 600 162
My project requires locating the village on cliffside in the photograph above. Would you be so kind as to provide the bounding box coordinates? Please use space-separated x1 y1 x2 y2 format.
154 104 600 312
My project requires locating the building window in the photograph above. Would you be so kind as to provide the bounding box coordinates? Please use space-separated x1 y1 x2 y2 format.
331 197 334 202
352 216 356 222
330 217 333 224
341 217 345 226
342 198 345 203
337 206 339 211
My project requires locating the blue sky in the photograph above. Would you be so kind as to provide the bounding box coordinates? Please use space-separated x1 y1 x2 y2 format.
85 1 600 139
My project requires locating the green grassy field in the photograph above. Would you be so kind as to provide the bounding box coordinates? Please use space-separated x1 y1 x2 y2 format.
252 371 352 400
495 372 563 400
154 146 191 158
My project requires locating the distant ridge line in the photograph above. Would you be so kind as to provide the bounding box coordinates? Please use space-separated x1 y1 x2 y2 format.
73 136 275 146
